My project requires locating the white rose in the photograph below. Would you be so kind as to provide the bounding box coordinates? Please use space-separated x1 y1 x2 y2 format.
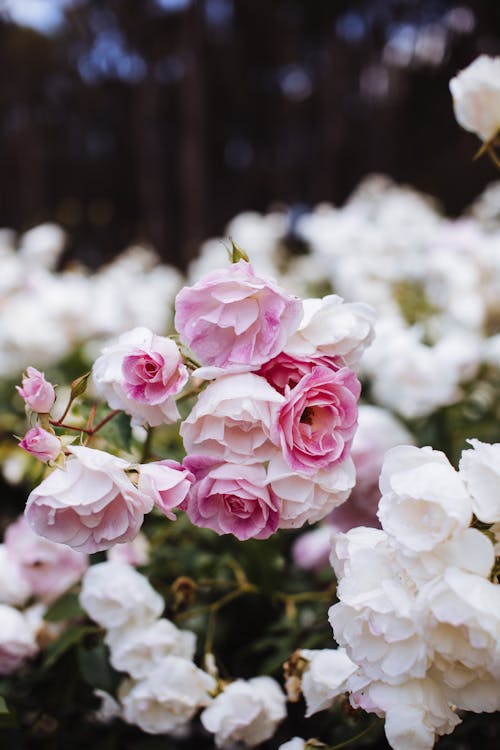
120 656 216 734
267 454 355 528
398 527 495 586
419 568 500 680
299 648 358 716
0 604 38 675
450 55 500 142
329 526 388 580
459 439 500 523
329 541 428 685
106 619 196 679
181 373 284 464
201 676 286 748
378 446 472 554
284 295 375 369
0 545 31 606
80 562 163 630
350 678 460 750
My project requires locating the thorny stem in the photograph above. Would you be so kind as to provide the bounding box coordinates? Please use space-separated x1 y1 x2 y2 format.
487 143 500 170
140 426 154 463
50 409 120 437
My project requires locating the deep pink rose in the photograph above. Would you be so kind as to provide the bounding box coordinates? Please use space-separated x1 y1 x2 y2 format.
16 367 55 413
274 366 360 475
19 425 61 463
174 261 303 376
138 459 194 520
4 516 88 602
122 337 187 404
25 446 153 553
182 456 280 540
257 352 342 394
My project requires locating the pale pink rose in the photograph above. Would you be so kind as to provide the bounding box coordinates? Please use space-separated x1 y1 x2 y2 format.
93 327 186 426
257 352 342 394
25 446 153 553
292 526 333 571
16 367 56 413
0 604 38 676
181 373 284 464
267 454 355 528
19 425 61 463
121 337 187 404
107 533 150 566
273 366 360 475
182 456 280 540
174 260 303 376
138 459 194 520
4 516 88 602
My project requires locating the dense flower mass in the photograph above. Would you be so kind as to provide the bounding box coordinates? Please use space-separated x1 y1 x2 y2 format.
324 442 500 750
5 154 500 749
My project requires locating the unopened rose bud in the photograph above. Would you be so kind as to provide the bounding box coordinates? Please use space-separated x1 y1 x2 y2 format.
19 426 61 463
16 367 55 413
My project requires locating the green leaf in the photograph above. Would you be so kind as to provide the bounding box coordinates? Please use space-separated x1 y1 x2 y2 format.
0 696 9 715
78 642 118 693
229 238 250 263
101 410 131 451
44 592 84 622
70 372 91 400
42 625 98 669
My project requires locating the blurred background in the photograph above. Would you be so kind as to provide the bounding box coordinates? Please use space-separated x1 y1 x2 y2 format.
1 0 499 269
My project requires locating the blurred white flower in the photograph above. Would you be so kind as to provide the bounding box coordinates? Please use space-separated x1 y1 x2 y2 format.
80 562 163 630
201 676 286 748
450 55 500 142
120 656 216 734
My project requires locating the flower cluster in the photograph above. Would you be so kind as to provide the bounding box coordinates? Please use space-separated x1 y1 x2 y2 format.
290 442 500 750
21 259 373 551
80 560 287 745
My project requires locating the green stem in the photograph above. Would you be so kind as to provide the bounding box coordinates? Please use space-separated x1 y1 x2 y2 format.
308 719 381 750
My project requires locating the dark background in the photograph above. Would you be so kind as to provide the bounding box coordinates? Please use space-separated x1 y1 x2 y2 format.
1 0 499 270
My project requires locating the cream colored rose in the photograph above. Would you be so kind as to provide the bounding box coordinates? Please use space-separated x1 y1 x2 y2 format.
450 55 500 142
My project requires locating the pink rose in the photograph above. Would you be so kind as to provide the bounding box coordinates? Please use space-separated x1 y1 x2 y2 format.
121 338 188 404
92 328 187 427
25 446 153 553
257 352 342 394
181 373 284 464
138 460 194 520
4 516 88 602
182 456 280 540
107 533 150 566
274 366 360 475
19 425 61 463
174 261 303 376
16 367 55 413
